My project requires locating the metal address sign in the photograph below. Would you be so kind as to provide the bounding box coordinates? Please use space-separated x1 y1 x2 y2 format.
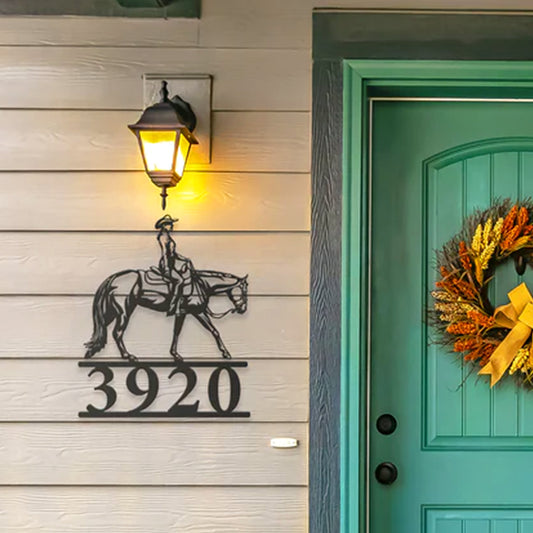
79 361 249 418
80 215 250 419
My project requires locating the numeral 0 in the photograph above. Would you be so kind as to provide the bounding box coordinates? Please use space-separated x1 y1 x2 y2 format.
208 366 241 414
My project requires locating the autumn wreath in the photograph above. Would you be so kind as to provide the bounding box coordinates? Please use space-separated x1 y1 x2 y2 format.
431 199 533 387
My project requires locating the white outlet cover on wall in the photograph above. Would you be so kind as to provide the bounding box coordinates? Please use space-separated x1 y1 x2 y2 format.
143 74 212 165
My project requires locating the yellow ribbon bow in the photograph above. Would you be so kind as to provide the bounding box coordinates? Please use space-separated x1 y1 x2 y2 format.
479 282 533 386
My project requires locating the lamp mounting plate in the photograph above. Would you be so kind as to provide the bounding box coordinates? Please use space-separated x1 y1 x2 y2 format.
143 74 212 166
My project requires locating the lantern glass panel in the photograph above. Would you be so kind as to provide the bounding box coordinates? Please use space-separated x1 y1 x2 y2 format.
139 130 177 172
174 134 192 178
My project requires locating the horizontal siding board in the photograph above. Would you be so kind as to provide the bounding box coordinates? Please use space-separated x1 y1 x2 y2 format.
0 0 200 18
0 296 309 359
0 17 199 46
200 0 311 49
0 232 309 295
0 47 310 111
0 423 307 485
0 486 307 532
0 110 310 173
0 359 309 421
0 171 310 231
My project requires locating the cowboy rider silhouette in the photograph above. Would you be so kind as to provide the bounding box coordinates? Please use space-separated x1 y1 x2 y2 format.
155 214 195 316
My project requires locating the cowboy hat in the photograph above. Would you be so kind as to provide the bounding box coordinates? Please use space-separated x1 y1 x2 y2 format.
155 214 179 229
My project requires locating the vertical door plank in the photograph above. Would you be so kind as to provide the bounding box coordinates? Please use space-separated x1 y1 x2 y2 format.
493 520 519 533
432 162 464 438
465 520 491 533
463 155 491 437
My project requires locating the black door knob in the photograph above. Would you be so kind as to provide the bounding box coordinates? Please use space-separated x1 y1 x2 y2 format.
375 462 398 485
376 414 397 435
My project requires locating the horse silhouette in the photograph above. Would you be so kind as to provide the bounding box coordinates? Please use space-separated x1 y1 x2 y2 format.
84 267 248 362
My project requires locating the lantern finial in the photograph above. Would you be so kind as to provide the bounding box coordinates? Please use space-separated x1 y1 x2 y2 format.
160 80 170 102
161 187 168 210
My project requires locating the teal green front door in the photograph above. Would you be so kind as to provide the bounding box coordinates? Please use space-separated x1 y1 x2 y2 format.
369 99 533 532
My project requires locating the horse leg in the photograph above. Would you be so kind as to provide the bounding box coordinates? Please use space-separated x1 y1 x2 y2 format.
111 295 138 362
170 314 185 362
194 312 231 359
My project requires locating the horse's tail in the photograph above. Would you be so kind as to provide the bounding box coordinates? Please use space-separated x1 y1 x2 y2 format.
84 275 115 358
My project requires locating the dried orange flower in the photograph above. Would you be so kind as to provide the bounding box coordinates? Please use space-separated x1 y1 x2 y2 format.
458 241 472 271
478 344 496 366
467 310 494 328
436 266 477 299
502 204 519 236
446 322 477 335
500 225 521 251
466 342 496 364
453 338 478 353
517 206 529 230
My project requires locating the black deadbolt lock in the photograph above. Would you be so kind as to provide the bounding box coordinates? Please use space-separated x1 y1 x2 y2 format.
375 462 398 485
376 414 397 435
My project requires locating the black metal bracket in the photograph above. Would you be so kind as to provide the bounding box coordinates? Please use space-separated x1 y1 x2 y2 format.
169 95 197 132
158 80 197 132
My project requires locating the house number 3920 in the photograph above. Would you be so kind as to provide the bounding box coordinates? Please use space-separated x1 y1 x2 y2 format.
78 361 250 418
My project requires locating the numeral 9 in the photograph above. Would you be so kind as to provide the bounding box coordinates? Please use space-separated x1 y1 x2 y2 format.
126 365 159 413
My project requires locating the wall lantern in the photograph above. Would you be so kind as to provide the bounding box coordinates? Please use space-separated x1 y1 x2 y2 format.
129 80 198 209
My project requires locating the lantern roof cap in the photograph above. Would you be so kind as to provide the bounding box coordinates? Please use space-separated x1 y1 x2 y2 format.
128 81 197 133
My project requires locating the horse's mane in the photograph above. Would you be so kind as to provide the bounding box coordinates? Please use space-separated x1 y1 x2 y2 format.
195 270 245 293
